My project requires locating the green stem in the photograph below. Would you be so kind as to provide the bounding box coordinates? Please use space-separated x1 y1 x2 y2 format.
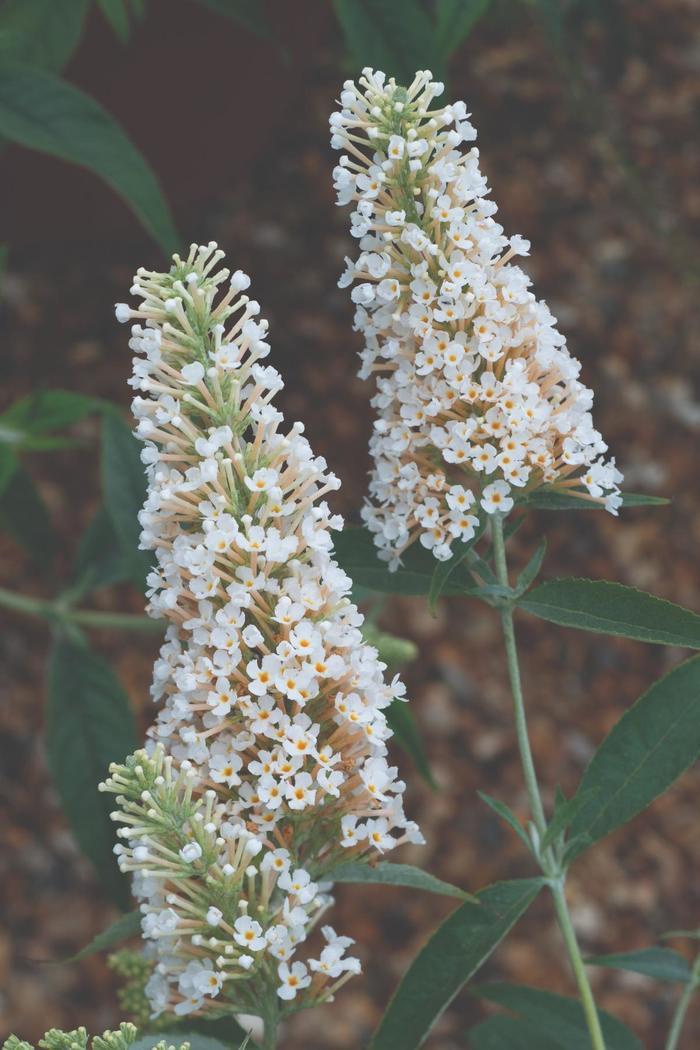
666 953 700 1050
261 1003 279 1050
491 517 547 837
491 514 606 1050
0 585 162 632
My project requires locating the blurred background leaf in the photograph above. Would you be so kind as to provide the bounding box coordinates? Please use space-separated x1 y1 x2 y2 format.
0 63 178 254
100 411 153 590
434 0 492 64
0 463 54 567
333 0 442 83
46 637 137 909
190 0 271 38
0 0 89 72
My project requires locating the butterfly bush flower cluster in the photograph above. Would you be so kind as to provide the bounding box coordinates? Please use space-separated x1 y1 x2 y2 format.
330 69 623 567
103 244 420 1020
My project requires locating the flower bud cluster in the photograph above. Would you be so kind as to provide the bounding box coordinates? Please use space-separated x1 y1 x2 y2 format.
107 243 420 1019
4 1023 186 1050
331 69 623 567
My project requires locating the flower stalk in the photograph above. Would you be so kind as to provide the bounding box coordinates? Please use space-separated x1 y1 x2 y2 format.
0 585 162 632
665 951 700 1050
492 514 606 1050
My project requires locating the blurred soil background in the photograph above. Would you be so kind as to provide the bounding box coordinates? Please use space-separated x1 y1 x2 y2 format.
1 1 700 1047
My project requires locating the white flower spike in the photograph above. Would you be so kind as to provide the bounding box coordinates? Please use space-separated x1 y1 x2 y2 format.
331 69 623 568
103 242 420 1020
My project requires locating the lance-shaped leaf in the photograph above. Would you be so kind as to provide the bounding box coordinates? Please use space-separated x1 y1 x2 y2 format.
539 787 599 853
101 411 152 590
190 0 272 38
585 947 692 983
97 0 132 41
477 792 532 851
519 579 700 649
514 539 546 595
0 445 17 497
369 878 545 1049
0 463 53 566
434 0 492 62
0 63 177 253
172 1016 257 1048
468 1016 562 1050
518 489 668 511
0 0 88 71
334 526 472 597
65 909 141 962
71 505 138 596
386 698 437 789
328 861 471 900
333 0 442 84
46 638 137 908
0 389 97 450
472 984 642 1050
567 655 700 860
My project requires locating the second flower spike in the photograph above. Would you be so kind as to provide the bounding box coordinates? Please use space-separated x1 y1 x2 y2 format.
330 69 622 569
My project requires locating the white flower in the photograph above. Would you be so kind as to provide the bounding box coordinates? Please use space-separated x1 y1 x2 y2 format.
330 71 622 565
234 915 266 951
278 868 318 904
277 961 311 1001
480 480 514 515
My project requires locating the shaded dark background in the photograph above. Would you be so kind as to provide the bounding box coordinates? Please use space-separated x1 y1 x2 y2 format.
1 1 699 1046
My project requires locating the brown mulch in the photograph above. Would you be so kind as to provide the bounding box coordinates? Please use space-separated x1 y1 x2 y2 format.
1 2 699 1047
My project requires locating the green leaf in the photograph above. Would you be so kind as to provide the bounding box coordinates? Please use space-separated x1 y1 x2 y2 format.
434 0 491 62
472 983 642 1050
567 655 700 860
477 791 532 851
0 63 178 254
71 505 137 596
468 1016 562 1050
334 526 472 597
66 909 140 961
0 463 53 566
514 539 546 595
97 0 131 41
100 411 152 590
333 0 442 84
428 518 486 613
46 638 137 908
329 861 470 900
0 389 96 448
539 787 598 853
172 1017 256 1048
361 622 418 667
0 444 17 497
586 947 692 983
369 878 544 1050
519 579 700 649
386 698 437 789
0 0 88 72
519 489 668 511
189 0 271 39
